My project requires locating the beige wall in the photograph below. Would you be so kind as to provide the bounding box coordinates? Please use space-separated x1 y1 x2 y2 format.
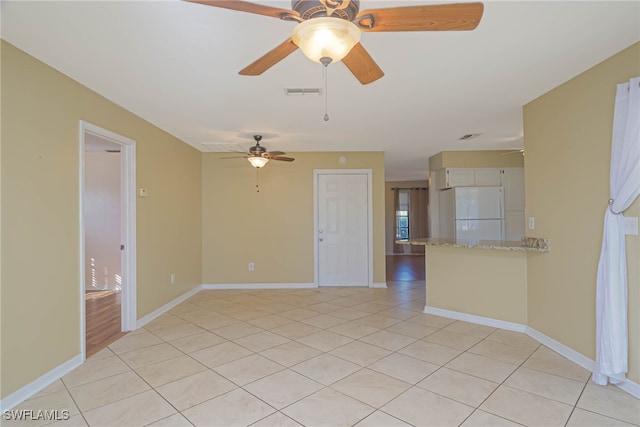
384 180 429 254
1 41 202 397
202 152 385 285
426 246 528 324
524 42 640 383
84 152 121 290
429 150 524 171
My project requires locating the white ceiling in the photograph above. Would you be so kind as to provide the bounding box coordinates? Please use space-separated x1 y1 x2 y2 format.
2 1 639 180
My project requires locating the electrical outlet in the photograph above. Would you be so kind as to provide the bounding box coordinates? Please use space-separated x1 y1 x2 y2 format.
248 262 255 271
170 273 176 284
624 216 638 236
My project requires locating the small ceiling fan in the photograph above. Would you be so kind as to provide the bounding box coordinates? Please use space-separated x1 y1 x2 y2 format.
222 135 295 168
185 0 484 84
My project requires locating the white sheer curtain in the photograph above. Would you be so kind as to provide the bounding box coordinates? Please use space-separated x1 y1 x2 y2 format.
593 77 640 385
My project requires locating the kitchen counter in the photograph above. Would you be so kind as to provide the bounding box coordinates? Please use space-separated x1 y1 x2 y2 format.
397 236 549 326
397 236 549 252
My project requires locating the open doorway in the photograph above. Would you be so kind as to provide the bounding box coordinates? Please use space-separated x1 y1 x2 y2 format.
80 121 136 359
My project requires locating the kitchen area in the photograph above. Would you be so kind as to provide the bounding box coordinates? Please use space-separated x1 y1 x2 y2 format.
399 150 549 329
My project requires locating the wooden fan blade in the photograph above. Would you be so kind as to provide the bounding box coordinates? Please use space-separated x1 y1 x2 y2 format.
355 2 483 32
240 38 299 76
184 0 300 20
271 156 295 162
264 151 285 157
342 43 384 85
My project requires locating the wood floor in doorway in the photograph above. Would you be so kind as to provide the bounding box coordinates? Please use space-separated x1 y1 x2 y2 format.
85 290 125 358
386 254 425 282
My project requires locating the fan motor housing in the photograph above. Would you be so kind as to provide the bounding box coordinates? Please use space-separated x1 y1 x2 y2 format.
292 0 360 21
249 145 266 155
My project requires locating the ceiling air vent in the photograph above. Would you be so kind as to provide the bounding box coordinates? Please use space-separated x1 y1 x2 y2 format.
285 88 322 96
458 133 482 141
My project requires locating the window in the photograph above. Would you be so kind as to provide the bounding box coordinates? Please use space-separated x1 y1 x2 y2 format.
396 189 410 240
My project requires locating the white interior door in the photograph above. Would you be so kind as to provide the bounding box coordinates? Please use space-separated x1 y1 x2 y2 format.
317 173 369 286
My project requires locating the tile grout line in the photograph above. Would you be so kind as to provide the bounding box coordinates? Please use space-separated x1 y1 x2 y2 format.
155 295 381 426
137 311 289 423
109 342 193 425
71 285 634 427
55 378 90 427
451 337 542 427
563 379 590 427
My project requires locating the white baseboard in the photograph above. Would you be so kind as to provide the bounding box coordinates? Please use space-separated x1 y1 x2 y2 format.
317 284 369 288
85 286 120 292
526 326 640 399
7 287 638 413
524 327 595 372
0 354 83 411
204 282 387 290
386 253 423 256
616 377 640 399
202 283 316 290
137 285 203 329
423 306 527 333
420 308 639 399
1 286 203 411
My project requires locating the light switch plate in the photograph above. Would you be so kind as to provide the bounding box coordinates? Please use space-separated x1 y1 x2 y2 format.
528 217 535 230
624 216 638 236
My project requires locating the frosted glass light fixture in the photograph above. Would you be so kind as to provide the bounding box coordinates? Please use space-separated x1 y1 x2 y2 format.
247 156 269 168
291 17 361 64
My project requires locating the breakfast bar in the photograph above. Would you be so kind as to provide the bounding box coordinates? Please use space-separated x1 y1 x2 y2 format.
399 237 549 326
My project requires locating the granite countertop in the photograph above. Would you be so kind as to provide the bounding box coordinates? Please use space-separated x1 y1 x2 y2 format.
397 236 550 252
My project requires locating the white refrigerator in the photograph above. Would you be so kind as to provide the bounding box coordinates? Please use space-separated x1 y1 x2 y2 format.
439 187 505 240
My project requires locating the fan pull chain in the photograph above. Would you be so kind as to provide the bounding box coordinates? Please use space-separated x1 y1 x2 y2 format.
320 57 331 121
255 168 260 193
323 65 329 121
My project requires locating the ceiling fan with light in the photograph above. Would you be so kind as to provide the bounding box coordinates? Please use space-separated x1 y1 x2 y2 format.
222 135 295 168
185 0 484 85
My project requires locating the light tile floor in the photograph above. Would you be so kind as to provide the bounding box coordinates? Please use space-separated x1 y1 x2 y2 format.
9 282 640 426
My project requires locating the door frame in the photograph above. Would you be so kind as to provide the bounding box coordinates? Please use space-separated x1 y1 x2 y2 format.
79 121 137 361
313 169 373 287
